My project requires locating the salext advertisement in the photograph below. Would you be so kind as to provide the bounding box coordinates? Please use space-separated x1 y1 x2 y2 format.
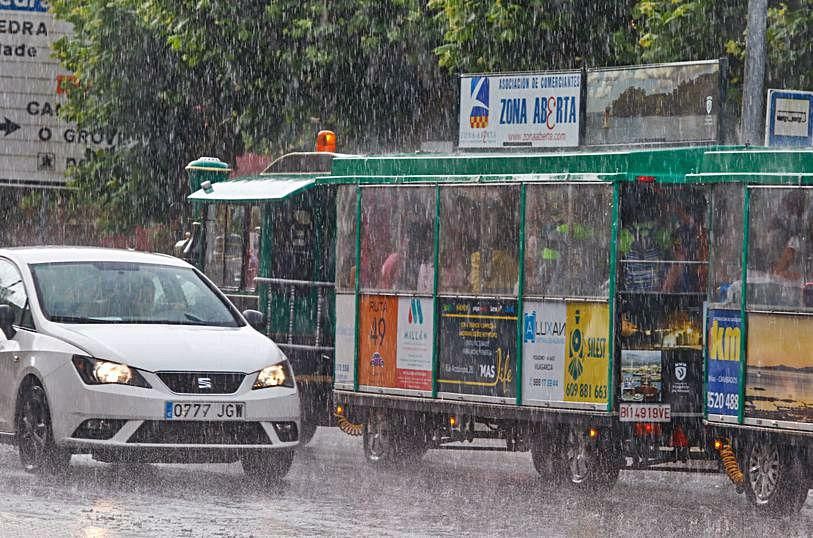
521 301 609 407
459 71 581 149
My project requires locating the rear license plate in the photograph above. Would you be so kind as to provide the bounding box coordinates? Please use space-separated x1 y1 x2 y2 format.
619 403 671 422
164 401 245 421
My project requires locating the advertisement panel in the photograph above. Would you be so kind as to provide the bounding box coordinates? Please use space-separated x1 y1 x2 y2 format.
395 297 434 391
663 350 702 414
563 303 609 404
357 295 398 389
458 71 581 149
522 301 566 403
705 308 742 417
764 89 813 147
438 298 517 399
585 60 721 146
620 350 662 403
746 313 813 424
333 294 356 387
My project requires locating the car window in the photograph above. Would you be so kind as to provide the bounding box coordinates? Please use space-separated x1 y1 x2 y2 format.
30 261 241 326
0 258 34 330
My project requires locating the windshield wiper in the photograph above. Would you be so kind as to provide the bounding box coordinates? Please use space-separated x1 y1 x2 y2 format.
184 312 205 322
50 315 111 324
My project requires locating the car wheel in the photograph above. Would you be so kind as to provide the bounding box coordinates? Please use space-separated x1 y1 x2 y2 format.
241 449 295 482
298 420 318 446
744 436 807 515
362 411 399 465
563 427 618 490
16 382 71 474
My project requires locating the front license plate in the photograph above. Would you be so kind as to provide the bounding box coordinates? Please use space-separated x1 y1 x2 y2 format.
619 403 671 422
164 401 245 421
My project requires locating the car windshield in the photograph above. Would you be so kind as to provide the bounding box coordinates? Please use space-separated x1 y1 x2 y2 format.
30 261 241 326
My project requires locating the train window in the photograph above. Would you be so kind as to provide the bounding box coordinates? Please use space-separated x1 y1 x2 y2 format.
439 186 520 296
524 183 612 298
204 204 246 289
747 187 813 310
359 186 435 294
619 185 707 295
708 184 743 305
335 186 357 292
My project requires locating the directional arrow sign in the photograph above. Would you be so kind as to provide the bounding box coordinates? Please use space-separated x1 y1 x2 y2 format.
0 117 20 137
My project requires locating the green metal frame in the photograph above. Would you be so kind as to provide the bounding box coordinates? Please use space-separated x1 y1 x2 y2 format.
514 184 527 405
431 185 441 398
606 182 621 412
737 186 750 424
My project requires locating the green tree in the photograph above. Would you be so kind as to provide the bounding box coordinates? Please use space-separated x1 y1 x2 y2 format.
48 1 453 233
429 0 639 73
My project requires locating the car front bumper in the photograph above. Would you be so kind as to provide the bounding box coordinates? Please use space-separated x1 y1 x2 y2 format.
44 363 300 455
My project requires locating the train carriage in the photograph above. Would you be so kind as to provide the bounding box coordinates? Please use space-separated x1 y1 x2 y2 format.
185 142 812 513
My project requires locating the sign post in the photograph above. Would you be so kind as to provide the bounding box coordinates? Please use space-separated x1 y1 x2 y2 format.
764 89 813 147
0 1 116 187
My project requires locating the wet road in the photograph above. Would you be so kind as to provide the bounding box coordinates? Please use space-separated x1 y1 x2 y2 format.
0 429 810 537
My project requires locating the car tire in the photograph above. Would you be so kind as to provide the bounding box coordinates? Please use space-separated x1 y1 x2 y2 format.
298 420 318 447
743 436 808 515
241 449 295 482
562 427 619 490
16 382 71 474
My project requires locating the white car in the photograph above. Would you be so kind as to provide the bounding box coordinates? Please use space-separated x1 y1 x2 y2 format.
0 247 299 480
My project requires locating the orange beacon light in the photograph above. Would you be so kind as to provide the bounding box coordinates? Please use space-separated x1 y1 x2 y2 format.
315 130 337 152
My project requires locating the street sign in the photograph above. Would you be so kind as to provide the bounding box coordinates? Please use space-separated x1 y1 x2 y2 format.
764 89 813 147
0 2 116 187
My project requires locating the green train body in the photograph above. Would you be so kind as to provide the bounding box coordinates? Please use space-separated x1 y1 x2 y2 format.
187 144 813 512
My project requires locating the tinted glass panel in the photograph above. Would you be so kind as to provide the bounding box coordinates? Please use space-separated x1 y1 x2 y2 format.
709 184 743 305
747 187 813 310
360 187 435 293
439 186 520 296
335 186 357 292
524 183 612 297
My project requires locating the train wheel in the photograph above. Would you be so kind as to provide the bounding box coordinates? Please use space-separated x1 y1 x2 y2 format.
563 427 619 490
744 436 807 515
362 411 398 465
531 430 563 484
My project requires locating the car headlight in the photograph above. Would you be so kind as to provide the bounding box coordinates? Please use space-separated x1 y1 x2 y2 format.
72 355 151 388
252 361 294 389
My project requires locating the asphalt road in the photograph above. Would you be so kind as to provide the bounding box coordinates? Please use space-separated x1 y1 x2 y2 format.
0 428 809 537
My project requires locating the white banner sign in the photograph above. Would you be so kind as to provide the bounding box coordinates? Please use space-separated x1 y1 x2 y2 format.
395 297 433 392
522 301 566 403
0 2 117 186
459 71 581 149
333 294 356 387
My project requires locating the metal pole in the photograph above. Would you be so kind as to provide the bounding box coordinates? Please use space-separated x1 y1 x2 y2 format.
741 0 768 145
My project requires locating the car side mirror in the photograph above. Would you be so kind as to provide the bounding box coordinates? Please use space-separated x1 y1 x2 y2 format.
242 309 265 331
0 305 16 339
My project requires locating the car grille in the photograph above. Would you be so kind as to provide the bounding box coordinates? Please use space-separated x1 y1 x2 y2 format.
127 421 271 445
156 372 245 394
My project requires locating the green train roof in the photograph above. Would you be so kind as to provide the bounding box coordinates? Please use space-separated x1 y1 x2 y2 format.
188 145 813 202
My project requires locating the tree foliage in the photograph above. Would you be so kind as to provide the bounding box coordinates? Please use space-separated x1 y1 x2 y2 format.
46 1 813 234
49 0 452 232
428 0 639 73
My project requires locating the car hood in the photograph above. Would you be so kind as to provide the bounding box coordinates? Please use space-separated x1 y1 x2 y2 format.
44 323 284 373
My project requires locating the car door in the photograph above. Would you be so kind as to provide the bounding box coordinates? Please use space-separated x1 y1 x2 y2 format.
0 258 33 433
